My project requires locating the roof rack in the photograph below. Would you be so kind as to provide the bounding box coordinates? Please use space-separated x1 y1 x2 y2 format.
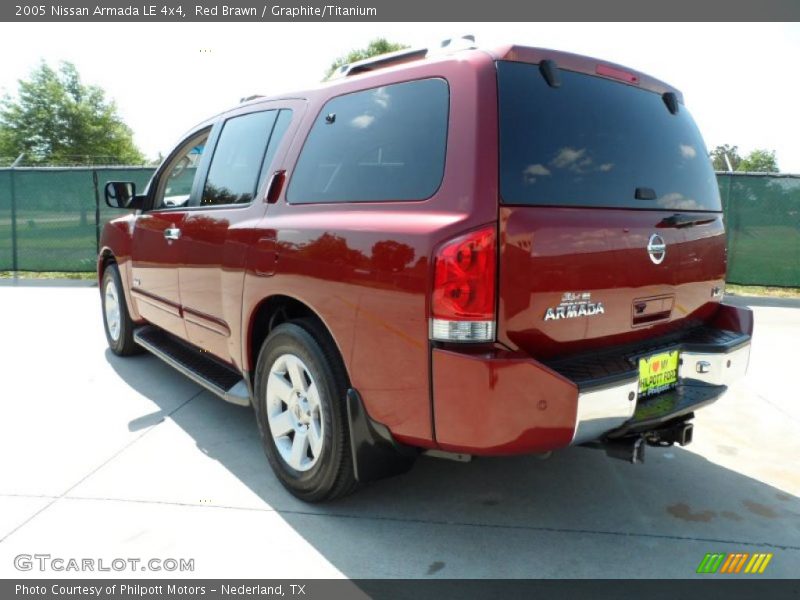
328 35 477 80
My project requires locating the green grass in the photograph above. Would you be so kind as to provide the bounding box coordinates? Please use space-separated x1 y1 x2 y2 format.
0 270 95 280
0 217 98 271
725 284 800 298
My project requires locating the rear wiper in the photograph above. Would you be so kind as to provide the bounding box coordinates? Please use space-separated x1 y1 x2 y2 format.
657 213 717 228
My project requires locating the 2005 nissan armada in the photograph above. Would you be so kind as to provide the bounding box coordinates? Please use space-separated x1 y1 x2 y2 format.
98 39 752 501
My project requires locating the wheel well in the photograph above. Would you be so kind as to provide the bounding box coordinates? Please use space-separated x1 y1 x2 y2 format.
99 251 116 279
248 295 338 379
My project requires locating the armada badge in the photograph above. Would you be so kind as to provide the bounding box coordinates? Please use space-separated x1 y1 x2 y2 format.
544 292 605 321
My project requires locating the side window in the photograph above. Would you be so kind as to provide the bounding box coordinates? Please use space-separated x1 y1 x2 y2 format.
201 111 277 206
286 78 449 204
154 130 209 209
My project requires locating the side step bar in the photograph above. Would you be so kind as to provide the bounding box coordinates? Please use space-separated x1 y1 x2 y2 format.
133 326 250 407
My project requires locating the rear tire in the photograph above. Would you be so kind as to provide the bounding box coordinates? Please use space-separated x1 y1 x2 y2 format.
254 320 357 502
101 263 140 356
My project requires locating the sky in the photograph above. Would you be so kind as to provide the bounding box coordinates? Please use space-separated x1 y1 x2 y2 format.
0 22 798 171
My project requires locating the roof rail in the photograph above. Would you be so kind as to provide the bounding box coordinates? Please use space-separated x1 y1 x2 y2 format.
328 35 477 80
240 94 264 103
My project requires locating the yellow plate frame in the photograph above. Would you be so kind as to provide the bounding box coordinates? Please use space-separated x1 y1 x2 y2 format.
638 350 679 397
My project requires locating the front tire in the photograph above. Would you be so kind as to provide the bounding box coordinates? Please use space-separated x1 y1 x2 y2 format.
254 321 357 502
101 263 140 356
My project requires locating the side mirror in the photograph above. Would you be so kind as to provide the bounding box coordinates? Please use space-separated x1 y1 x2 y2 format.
104 181 137 209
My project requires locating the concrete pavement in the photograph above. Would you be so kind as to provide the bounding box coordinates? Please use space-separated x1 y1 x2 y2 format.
0 286 798 578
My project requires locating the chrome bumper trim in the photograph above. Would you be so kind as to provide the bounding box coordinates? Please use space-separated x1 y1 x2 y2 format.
679 343 751 387
571 341 751 445
572 378 639 445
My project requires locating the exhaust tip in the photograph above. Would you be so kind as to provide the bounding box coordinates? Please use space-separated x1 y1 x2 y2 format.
605 436 646 464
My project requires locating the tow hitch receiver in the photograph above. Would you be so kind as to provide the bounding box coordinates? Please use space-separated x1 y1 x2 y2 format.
645 421 694 447
598 420 694 464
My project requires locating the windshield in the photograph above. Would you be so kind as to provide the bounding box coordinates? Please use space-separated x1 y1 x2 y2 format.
497 61 721 211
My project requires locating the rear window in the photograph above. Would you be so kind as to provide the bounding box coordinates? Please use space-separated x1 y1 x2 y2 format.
287 78 449 203
498 61 721 211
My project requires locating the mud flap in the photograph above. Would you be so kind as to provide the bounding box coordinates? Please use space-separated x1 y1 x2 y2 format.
346 389 418 483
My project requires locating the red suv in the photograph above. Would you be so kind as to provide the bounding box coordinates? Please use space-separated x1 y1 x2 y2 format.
98 41 753 501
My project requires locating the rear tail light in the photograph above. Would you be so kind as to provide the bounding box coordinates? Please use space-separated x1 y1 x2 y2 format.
430 225 496 342
596 64 640 85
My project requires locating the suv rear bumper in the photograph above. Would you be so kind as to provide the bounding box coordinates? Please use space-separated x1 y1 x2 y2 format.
571 341 750 444
431 303 752 455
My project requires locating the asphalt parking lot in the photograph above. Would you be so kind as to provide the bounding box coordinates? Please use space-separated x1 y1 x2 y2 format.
0 283 798 579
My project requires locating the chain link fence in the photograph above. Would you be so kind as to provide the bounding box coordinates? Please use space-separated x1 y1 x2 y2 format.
719 173 800 287
0 169 798 286
0 167 153 271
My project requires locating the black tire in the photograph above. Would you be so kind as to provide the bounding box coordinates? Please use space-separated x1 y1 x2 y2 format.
254 320 357 502
101 263 141 356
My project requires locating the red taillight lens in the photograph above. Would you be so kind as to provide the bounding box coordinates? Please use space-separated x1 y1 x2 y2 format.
596 64 640 85
431 226 496 341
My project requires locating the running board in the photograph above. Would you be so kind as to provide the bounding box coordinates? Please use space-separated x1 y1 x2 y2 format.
133 326 250 407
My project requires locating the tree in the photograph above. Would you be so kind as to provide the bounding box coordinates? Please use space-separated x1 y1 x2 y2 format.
0 61 144 165
326 38 410 80
737 148 779 173
709 144 742 171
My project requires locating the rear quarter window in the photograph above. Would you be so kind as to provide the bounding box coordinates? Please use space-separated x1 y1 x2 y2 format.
497 61 721 211
287 78 449 203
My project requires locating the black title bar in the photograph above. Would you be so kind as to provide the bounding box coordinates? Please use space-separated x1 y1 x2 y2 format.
3 0 800 21
5 579 800 600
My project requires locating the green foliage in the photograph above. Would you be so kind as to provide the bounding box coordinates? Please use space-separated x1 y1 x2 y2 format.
710 145 780 173
737 148 779 173
709 144 742 171
0 61 144 165
326 38 410 80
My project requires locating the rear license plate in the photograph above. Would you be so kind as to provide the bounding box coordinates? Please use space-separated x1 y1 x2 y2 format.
638 350 679 398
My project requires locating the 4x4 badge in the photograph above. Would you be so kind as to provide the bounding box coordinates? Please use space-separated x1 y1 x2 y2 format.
544 292 605 321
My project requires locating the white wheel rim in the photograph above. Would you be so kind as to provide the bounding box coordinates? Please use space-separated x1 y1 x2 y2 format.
104 278 121 342
266 354 324 472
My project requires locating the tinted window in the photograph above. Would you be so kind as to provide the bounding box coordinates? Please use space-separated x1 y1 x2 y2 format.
498 61 720 211
156 131 209 209
287 78 449 203
202 111 277 206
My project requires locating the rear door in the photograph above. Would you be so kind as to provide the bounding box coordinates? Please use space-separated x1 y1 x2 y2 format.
496 61 726 360
178 106 297 364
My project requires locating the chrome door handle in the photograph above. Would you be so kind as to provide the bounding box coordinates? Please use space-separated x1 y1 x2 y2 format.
164 227 181 240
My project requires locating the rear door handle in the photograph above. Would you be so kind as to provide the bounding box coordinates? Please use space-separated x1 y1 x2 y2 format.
164 227 181 240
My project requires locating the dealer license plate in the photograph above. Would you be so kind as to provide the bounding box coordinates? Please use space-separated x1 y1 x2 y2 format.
638 350 679 398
